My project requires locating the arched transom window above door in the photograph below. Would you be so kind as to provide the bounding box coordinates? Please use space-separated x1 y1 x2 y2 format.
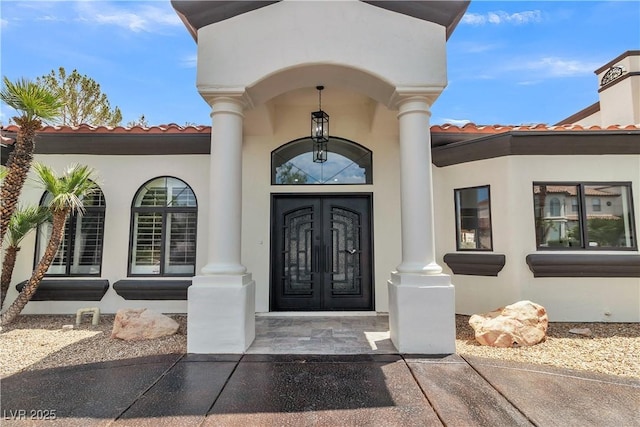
272 137 372 185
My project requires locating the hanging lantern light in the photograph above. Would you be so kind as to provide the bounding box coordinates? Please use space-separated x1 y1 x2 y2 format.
311 85 329 145
313 140 328 163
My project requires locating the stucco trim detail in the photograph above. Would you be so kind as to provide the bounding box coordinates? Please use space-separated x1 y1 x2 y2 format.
113 280 192 300
598 71 640 93
526 254 640 278
15 279 109 301
594 50 640 74
443 253 506 276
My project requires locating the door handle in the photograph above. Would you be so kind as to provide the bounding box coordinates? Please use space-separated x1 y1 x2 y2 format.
325 245 331 273
346 248 356 254
314 246 320 273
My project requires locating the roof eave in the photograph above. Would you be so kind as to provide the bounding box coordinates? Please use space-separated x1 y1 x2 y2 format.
171 0 470 42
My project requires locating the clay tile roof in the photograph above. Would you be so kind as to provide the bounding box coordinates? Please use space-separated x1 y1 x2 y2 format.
2 122 638 137
2 124 212 134
430 123 640 134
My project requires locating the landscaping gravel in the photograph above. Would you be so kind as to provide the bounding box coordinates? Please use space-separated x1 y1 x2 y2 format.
1 314 186 377
1 314 638 379
456 315 640 379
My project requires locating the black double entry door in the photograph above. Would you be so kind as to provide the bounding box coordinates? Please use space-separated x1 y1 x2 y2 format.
271 194 373 311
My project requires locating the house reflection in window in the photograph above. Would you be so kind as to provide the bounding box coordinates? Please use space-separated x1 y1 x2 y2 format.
454 185 493 251
272 137 372 185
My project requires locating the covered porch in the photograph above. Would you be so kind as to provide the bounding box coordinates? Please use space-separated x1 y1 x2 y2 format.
173 0 470 355
249 314 394 354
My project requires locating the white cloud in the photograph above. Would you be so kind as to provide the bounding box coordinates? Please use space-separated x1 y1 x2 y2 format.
462 10 542 25
37 15 63 22
455 41 503 54
181 54 197 68
0 18 8 28
77 2 182 33
461 13 485 25
519 57 601 77
439 118 471 126
3 1 181 33
453 54 601 84
517 80 542 86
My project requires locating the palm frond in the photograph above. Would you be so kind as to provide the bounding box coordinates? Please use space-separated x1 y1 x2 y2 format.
6 205 51 247
33 162 99 214
0 76 64 122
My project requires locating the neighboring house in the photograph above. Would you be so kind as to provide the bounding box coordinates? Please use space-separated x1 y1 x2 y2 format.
1 2 638 354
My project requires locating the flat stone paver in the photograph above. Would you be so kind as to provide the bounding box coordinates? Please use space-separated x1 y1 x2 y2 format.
464 355 640 427
1 354 182 427
114 355 240 427
248 316 395 354
406 355 533 426
204 354 442 426
3 335 639 427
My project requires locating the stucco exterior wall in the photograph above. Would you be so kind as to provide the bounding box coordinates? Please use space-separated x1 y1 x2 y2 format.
435 154 640 322
241 89 402 313
6 1 452 318
572 111 601 127
595 52 640 126
599 77 640 126
7 154 210 315
196 0 446 106
6 89 404 315
8 140 639 320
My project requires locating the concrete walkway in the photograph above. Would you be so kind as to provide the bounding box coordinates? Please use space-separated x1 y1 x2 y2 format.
2 353 638 426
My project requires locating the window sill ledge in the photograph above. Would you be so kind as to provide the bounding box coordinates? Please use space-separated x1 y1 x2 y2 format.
443 253 506 276
113 280 192 300
15 279 109 301
526 254 640 277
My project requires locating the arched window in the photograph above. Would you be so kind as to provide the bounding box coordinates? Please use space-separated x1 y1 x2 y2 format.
550 198 561 217
272 137 372 184
35 186 106 276
129 177 197 276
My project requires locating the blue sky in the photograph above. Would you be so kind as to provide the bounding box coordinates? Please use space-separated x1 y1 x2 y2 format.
1 1 639 127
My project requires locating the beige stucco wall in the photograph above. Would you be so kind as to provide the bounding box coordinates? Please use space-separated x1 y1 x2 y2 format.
8 154 210 315
192 0 450 314
594 52 639 126
8 136 639 321
7 88 404 315
7 1 451 316
196 0 447 107
8 5 637 322
599 76 640 126
435 154 640 322
242 88 402 313
572 111 601 127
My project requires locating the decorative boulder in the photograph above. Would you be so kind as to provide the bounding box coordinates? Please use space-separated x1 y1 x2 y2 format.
469 301 548 348
111 308 179 341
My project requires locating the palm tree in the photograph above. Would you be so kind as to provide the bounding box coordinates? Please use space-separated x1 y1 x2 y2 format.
1 163 98 326
0 206 51 308
0 77 63 247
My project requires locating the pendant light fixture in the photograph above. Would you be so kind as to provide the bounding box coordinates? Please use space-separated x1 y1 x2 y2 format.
311 85 329 163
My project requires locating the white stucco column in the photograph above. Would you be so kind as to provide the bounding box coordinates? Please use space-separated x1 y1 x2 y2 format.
396 96 442 275
388 94 455 355
202 97 246 275
188 95 255 354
